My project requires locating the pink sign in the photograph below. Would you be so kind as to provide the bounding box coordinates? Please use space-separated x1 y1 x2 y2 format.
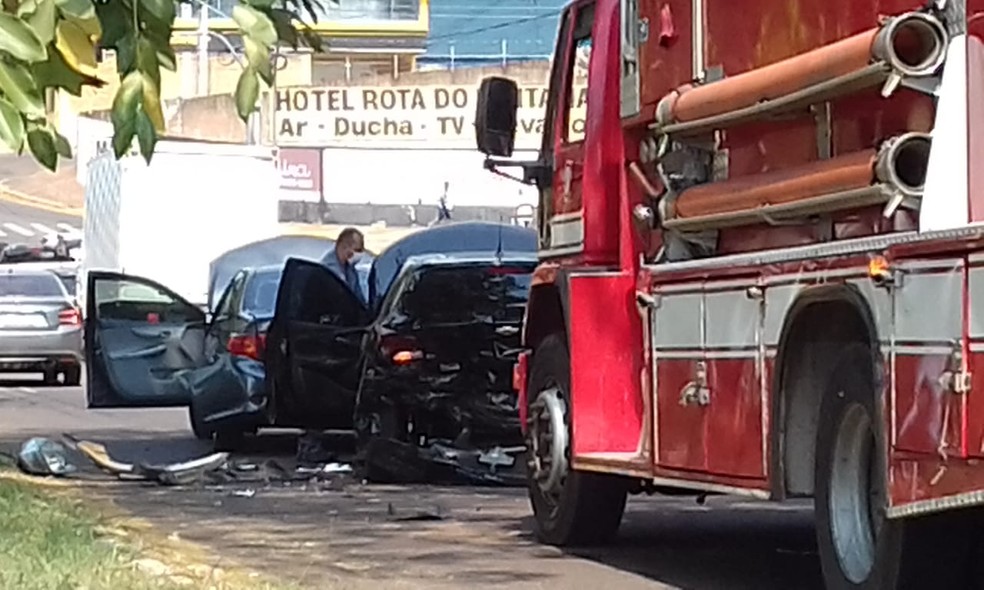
277 148 322 192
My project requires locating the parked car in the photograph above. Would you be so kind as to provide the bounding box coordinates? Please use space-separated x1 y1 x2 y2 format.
83 235 371 446
0 267 83 384
186 263 281 443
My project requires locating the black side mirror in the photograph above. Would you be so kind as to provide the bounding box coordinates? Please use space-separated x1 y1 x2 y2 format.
475 76 519 158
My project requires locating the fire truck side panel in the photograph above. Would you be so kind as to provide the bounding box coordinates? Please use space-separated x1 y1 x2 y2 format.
650 288 705 473
969 9 984 223
636 0 693 118
649 283 767 480
890 261 964 457
702 288 766 478
566 272 646 456
967 253 984 459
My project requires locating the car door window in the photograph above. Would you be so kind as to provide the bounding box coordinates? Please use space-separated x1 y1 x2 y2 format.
94 278 200 324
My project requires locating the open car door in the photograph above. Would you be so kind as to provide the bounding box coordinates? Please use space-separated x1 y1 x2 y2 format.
267 258 370 429
85 271 207 408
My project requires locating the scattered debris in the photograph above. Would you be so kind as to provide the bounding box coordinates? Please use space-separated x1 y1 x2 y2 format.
135 453 230 486
386 501 445 522
363 438 526 486
62 434 229 486
297 462 354 477
296 431 335 466
17 437 76 476
63 434 138 477
323 462 353 474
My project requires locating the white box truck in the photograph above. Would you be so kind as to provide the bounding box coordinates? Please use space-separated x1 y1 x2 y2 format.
80 140 281 311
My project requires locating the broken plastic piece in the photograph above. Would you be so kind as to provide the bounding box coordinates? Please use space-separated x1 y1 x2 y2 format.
136 453 230 486
17 437 76 476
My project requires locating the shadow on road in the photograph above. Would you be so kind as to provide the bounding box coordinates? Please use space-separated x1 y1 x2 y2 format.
0 408 825 589
563 498 823 590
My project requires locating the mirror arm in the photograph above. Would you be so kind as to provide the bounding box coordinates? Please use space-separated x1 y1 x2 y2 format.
483 156 550 186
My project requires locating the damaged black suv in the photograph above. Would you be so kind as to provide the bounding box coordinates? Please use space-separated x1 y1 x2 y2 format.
267 221 537 484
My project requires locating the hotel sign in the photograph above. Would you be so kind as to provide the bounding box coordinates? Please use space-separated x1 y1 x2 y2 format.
273 84 586 149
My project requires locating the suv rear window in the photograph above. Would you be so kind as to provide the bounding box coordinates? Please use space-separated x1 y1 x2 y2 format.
399 264 533 323
0 273 64 297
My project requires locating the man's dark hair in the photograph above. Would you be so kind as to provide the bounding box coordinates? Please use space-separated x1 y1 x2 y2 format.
337 227 364 246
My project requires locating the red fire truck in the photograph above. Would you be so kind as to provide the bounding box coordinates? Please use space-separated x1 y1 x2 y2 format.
475 0 984 587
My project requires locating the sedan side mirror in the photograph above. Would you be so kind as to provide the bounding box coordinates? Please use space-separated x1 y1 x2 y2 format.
475 76 519 158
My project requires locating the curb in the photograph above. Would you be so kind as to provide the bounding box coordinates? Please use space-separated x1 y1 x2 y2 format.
0 188 83 218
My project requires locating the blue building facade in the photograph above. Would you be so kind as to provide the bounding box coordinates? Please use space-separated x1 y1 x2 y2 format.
420 0 566 68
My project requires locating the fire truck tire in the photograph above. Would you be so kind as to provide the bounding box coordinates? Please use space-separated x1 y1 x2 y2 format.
814 343 976 589
526 333 627 547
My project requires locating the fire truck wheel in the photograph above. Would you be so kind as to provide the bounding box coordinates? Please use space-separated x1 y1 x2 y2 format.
814 343 975 589
526 333 627 547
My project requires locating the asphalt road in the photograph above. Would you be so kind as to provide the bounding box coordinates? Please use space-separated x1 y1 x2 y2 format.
0 376 823 590
0 199 82 244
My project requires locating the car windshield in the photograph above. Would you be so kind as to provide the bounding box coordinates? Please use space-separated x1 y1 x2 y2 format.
242 269 281 317
0 273 64 297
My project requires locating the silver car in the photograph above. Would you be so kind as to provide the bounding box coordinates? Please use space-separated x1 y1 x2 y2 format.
0 267 83 385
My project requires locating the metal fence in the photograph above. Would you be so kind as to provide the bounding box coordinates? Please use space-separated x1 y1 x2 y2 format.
188 0 420 20
416 45 552 70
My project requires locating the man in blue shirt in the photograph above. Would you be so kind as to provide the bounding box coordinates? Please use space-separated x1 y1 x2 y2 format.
321 227 366 303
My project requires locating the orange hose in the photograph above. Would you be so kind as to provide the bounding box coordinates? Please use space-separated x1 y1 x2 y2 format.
670 151 877 219
667 30 879 124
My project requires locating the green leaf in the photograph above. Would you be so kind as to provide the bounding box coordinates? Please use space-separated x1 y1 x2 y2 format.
27 127 57 171
245 0 276 9
25 0 57 45
55 0 95 20
269 9 299 49
111 71 142 157
0 12 48 63
53 129 71 158
135 36 160 89
243 36 273 86
138 0 175 26
17 0 39 18
115 30 137 74
140 71 165 131
156 46 177 71
94 0 129 46
0 98 26 152
0 61 46 117
33 45 104 95
234 68 259 121
135 108 156 164
298 27 323 52
232 5 277 47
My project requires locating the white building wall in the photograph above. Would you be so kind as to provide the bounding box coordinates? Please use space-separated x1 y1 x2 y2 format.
318 148 539 210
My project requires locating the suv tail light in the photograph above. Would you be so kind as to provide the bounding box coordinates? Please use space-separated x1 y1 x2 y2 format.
228 333 266 361
58 307 81 327
379 334 423 365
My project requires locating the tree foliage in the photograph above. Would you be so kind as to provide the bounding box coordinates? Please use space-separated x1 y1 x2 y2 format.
0 0 328 170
